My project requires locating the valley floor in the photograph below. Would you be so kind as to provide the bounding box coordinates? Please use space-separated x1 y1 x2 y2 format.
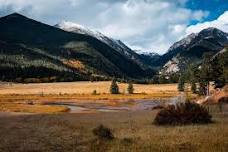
0 82 227 151
0 109 227 152
0 82 179 113
0 81 178 97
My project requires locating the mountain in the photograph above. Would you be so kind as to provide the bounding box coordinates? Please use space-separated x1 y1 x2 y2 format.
55 21 154 71
0 13 150 82
138 52 161 70
159 27 228 74
1 13 227 83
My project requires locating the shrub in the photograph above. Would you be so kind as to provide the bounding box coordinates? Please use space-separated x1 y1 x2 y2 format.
153 101 212 125
92 90 97 95
218 97 228 112
218 97 228 103
224 85 228 92
92 124 114 140
121 137 133 145
26 100 34 105
127 83 134 94
110 79 119 94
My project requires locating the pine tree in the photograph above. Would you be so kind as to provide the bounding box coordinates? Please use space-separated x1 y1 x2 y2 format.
110 79 119 94
127 83 134 94
199 52 213 96
211 48 228 88
198 81 207 95
187 65 197 93
191 82 197 93
178 75 185 92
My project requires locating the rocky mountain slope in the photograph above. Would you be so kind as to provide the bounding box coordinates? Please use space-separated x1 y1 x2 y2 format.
159 27 228 74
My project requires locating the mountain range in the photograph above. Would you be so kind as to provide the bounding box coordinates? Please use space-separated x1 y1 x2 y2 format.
0 13 227 82
0 13 153 82
159 27 228 75
55 21 154 71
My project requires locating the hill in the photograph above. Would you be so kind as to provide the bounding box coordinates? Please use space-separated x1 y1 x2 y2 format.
0 13 152 82
55 21 154 71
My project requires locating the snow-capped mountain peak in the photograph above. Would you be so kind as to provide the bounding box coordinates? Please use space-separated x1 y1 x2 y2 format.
57 21 86 31
55 21 105 40
169 33 197 51
55 21 150 69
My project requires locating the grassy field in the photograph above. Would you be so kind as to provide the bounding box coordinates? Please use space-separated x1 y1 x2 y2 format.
0 82 227 151
0 81 178 96
0 103 69 113
0 110 227 152
0 82 179 113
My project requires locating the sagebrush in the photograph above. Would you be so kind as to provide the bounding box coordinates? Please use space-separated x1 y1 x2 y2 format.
154 101 212 125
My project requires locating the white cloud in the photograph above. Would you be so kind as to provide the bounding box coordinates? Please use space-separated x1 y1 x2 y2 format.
94 0 209 54
186 11 228 35
192 10 209 21
0 0 213 54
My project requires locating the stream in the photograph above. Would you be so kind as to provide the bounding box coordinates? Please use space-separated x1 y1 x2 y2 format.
47 95 185 113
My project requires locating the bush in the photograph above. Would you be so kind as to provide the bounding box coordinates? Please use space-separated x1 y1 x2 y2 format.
92 90 97 95
110 79 119 94
153 101 212 125
26 100 34 105
92 124 114 140
127 83 134 94
121 137 133 145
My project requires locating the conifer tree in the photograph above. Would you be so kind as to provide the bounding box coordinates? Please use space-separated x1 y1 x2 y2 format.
191 82 197 93
110 79 119 94
186 64 197 93
199 52 213 96
127 82 134 94
178 75 185 92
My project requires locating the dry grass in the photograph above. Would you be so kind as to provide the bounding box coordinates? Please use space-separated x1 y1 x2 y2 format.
0 81 178 95
0 82 226 151
0 93 178 103
0 82 179 102
0 103 69 113
0 82 179 114
0 110 227 152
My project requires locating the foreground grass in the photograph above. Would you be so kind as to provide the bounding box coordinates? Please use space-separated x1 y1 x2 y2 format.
0 110 227 152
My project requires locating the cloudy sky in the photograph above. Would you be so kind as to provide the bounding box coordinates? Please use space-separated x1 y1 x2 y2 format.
0 0 228 54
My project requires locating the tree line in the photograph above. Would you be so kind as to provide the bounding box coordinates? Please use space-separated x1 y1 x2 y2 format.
178 49 228 95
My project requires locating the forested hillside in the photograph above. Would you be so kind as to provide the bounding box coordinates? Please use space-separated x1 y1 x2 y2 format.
0 13 152 82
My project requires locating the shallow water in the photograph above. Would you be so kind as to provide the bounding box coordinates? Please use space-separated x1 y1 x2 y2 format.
47 98 170 113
